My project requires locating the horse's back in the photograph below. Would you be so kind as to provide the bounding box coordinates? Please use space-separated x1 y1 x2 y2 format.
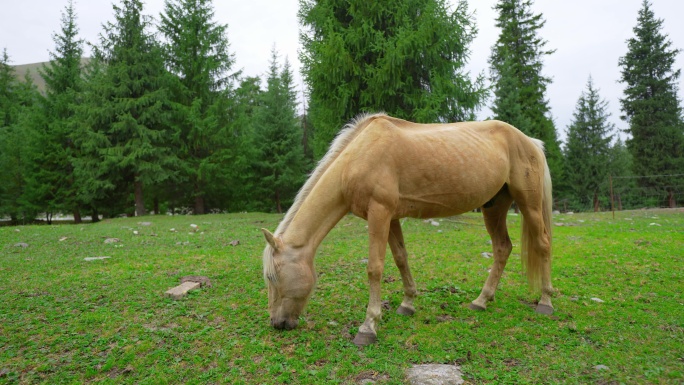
339 117 540 219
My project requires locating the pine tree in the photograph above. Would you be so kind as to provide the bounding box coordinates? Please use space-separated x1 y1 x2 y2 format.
300 0 487 159
489 0 563 189
29 0 85 222
618 0 684 208
252 49 307 213
0 51 42 223
564 76 615 212
78 0 178 217
159 0 238 214
607 138 634 211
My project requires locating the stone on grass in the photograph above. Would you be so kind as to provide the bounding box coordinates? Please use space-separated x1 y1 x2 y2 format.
165 281 201 300
594 364 609 371
84 256 110 261
14 243 29 248
480 252 492 258
138 222 152 226
590 297 605 303
406 364 463 385
181 275 212 288
229 240 240 246
104 237 120 244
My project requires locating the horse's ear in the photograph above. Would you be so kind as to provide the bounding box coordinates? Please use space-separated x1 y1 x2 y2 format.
261 228 283 251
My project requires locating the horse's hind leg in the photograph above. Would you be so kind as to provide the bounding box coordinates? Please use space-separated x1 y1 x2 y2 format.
517 203 554 315
470 190 514 311
388 219 417 316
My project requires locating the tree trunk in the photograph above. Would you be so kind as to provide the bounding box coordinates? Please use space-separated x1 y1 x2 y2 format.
73 208 82 224
134 179 146 216
275 190 282 214
617 194 623 211
194 195 205 215
593 191 599 212
668 190 676 208
153 197 160 215
91 207 100 223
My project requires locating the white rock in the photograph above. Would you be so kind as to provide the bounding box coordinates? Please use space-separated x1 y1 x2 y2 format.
594 365 609 371
84 256 110 261
649 223 661 226
406 364 463 385
481 252 493 258
590 297 605 303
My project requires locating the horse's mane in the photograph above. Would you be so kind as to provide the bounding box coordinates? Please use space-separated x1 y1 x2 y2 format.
274 112 386 236
263 112 386 282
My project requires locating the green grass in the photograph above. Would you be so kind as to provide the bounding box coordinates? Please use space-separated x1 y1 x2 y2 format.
1 209 682 384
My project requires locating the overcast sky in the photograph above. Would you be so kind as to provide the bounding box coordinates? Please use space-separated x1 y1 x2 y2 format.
2 0 683 143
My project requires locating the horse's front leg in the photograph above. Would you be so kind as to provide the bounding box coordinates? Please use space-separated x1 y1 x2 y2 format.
353 202 392 347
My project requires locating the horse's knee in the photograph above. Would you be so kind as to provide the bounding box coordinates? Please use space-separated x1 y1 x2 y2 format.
493 236 512 259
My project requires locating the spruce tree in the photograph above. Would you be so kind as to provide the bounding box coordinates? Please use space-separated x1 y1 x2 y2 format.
618 0 684 208
607 138 635 210
300 0 487 159
564 76 615 212
30 0 85 222
159 0 238 214
78 0 177 217
0 51 42 223
489 0 563 187
252 49 306 213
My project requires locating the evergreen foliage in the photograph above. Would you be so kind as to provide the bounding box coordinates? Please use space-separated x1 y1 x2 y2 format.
76 0 178 217
618 0 684 207
299 0 487 159
2 1 684 220
0 51 42 223
159 0 240 214
31 0 85 223
251 49 307 213
489 0 564 188
563 77 615 211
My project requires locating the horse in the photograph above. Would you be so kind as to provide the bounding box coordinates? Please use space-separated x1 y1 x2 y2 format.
261 113 553 347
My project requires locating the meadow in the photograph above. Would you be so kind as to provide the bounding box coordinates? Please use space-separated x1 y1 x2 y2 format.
0 209 682 384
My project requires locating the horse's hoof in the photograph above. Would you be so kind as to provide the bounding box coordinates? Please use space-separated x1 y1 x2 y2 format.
353 331 378 347
535 304 554 315
397 305 415 316
469 302 486 311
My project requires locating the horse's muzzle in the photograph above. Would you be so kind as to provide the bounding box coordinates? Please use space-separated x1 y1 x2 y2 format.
271 317 298 330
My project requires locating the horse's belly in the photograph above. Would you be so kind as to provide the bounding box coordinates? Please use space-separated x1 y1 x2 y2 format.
395 185 497 219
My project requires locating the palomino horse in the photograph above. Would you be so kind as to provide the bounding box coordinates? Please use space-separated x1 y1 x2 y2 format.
262 113 553 346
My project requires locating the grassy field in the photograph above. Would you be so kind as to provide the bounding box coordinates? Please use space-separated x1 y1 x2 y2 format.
1 209 682 384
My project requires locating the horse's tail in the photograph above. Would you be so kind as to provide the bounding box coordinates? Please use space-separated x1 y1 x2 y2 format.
520 139 553 291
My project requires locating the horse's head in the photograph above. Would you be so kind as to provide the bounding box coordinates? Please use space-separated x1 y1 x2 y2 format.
261 228 316 330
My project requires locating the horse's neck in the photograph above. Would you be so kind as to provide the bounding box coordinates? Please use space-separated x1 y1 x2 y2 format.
281 176 348 253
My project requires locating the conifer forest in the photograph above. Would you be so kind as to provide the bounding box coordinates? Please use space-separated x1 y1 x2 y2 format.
1 0 683 224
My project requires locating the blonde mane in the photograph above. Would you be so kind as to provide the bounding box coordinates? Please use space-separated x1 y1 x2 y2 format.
263 112 386 281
